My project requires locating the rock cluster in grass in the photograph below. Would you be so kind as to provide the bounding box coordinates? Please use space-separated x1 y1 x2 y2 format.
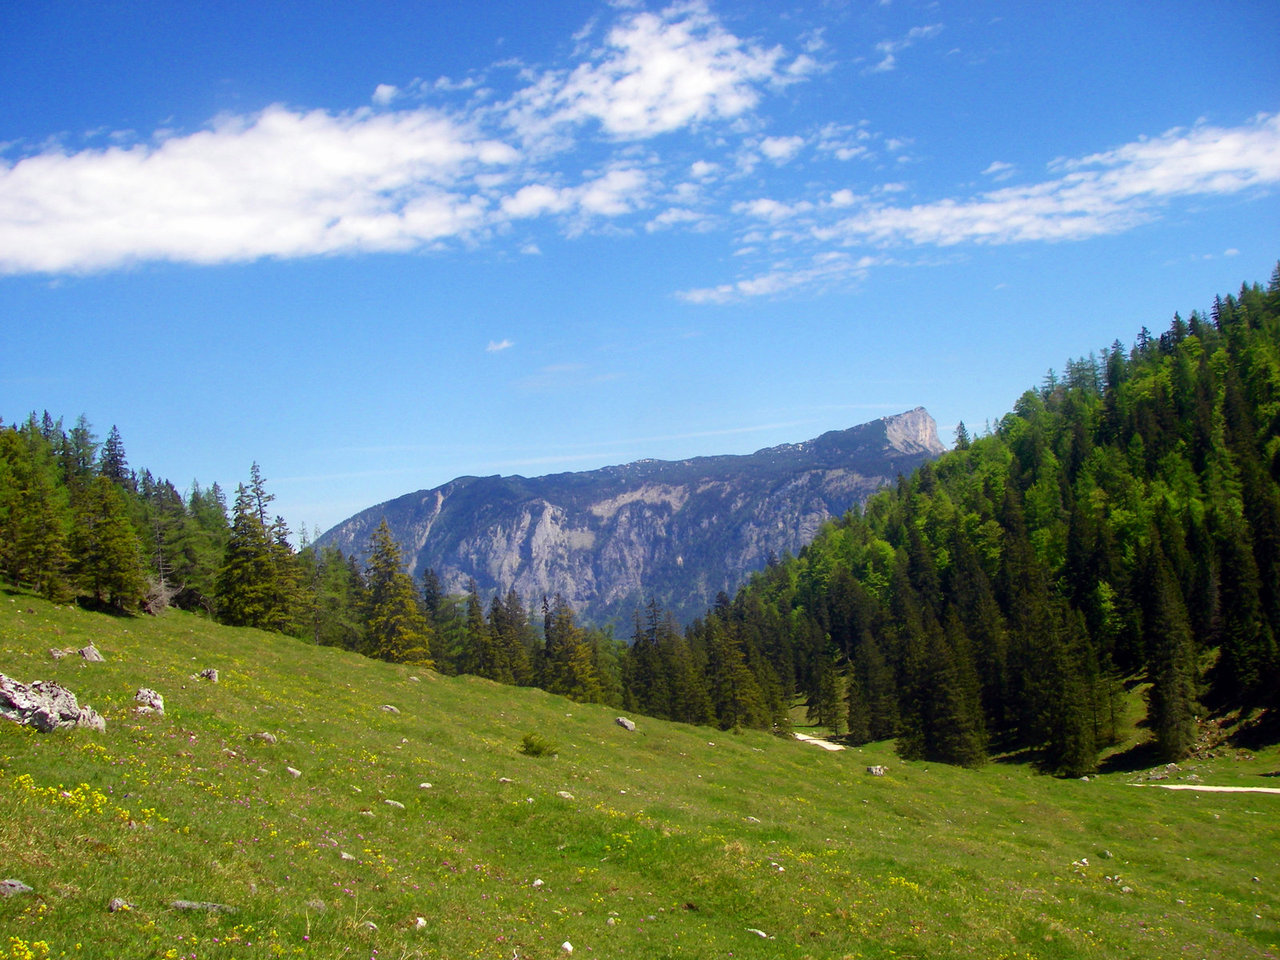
170 899 237 913
0 879 34 897
197 668 218 682
0 674 105 732
866 765 887 776
134 688 164 716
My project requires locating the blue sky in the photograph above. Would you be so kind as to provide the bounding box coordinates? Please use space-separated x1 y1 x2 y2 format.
2 0 1278 539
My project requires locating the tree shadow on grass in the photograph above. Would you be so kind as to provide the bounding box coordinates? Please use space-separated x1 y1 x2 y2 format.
1228 707 1280 752
1097 739 1163 775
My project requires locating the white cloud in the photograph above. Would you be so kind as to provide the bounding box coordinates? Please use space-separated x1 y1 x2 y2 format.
504 1 785 144
0 105 515 273
486 338 515 352
645 206 706 232
678 253 880 303
759 135 805 163
0 0 792 275
981 160 1015 180
823 114 1280 247
867 23 943 73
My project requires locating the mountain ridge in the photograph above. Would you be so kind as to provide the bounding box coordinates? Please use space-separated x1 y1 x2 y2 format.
318 407 946 624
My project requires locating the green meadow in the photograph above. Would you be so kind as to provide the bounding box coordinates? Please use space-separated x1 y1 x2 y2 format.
1 588 1277 960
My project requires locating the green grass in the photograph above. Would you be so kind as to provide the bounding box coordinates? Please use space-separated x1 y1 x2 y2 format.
1 586 1278 960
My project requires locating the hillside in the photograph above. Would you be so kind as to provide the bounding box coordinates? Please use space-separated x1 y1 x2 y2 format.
693 273 1280 771
2 589 1278 959
317 408 946 625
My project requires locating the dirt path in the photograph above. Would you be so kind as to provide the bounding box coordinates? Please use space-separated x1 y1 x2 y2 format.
1130 783 1280 794
793 732 845 751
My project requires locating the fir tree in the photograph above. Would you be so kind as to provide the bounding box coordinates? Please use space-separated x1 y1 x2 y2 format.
68 475 146 611
363 520 433 666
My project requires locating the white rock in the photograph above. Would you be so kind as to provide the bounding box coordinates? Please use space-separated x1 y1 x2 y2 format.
419 782 432 789
532 879 544 888
557 791 574 800
414 916 427 929
287 767 301 778
561 942 573 954
384 799 405 809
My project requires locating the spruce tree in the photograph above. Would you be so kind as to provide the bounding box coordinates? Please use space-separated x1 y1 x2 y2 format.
363 520 433 667
68 475 146 611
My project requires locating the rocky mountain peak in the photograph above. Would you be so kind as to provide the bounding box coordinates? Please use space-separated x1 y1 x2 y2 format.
319 409 948 625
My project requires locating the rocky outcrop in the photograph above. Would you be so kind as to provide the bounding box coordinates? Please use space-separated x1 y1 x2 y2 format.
0 674 106 732
319 409 946 624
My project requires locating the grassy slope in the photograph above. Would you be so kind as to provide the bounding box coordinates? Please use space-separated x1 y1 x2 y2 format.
1 588 1277 960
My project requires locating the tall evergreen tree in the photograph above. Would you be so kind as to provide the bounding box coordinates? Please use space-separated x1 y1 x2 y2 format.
68 475 146 611
363 520 433 666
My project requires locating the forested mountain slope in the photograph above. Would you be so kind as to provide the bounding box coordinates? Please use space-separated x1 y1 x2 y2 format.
690 269 1280 773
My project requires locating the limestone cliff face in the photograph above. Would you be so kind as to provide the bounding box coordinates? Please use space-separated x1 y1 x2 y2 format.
318 408 946 624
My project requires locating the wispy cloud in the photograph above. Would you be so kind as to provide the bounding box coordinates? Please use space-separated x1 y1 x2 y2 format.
680 113 1280 302
866 23 943 73
486 338 515 352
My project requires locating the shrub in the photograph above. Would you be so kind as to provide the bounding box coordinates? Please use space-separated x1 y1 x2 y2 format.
518 732 558 757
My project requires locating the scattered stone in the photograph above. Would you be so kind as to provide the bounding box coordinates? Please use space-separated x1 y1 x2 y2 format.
49 648 70 660
252 731 278 745
413 916 427 929
78 644 105 662
341 852 357 861
198 668 218 683
384 799 405 809
361 921 378 931
381 704 400 714
1120 885 1134 894
498 777 514 784
0 674 106 732
409 676 420 682
745 816 761 823
557 791 575 800
419 782 432 790
532 879 545 888
561 942 573 954
615 716 636 732
170 900 237 914
746 928 773 939
607 917 618 926
134 688 164 716
305 899 326 914
108 897 134 912
866 765 887 777
286 767 302 778
0 879 34 898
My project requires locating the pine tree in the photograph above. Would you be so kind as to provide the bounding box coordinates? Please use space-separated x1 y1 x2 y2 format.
68 475 146 611
542 595 603 702
0 424 72 599
215 484 279 629
363 520 433 667
1144 544 1201 761
99 425 133 490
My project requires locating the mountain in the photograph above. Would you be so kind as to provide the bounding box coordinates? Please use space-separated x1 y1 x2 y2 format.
318 407 946 624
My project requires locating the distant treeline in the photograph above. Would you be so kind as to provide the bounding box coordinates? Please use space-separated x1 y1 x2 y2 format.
3 267 1277 774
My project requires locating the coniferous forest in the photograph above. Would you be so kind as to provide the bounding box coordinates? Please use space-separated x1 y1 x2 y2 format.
3 267 1278 776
